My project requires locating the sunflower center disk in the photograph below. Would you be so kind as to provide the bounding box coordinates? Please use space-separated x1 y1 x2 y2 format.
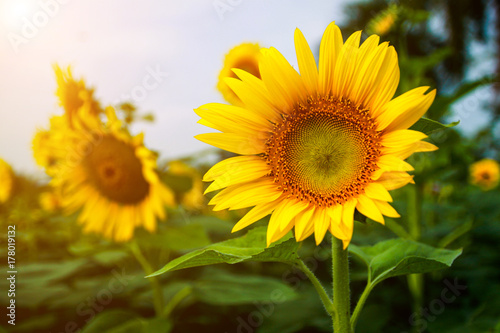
84 135 150 204
265 97 381 207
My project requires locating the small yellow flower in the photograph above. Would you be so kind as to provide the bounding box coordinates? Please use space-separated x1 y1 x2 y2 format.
470 159 499 191
217 43 262 106
39 191 63 212
367 5 399 36
54 65 102 126
168 160 205 210
196 22 437 248
32 119 67 174
0 159 14 203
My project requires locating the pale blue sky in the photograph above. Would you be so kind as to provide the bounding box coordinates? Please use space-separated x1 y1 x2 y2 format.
0 0 346 176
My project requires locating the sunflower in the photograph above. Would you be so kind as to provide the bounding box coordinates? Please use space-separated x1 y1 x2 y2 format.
32 118 68 175
33 66 102 176
0 158 14 203
196 22 437 248
52 106 175 241
168 160 205 210
470 158 499 191
217 43 262 105
54 65 102 125
39 190 63 212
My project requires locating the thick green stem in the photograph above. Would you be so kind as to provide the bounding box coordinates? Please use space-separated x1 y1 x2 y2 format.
332 237 352 333
296 259 334 316
129 241 165 317
407 185 421 239
407 184 423 332
350 282 374 331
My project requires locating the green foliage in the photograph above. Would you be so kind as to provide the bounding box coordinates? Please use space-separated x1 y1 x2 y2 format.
193 269 298 305
81 310 172 333
349 239 462 286
149 226 299 276
410 117 459 135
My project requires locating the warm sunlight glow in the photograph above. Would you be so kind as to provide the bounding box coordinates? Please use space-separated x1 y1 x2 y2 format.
1 0 38 29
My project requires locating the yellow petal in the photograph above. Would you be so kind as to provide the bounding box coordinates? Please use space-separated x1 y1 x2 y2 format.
267 200 293 246
382 129 428 147
367 46 399 116
373 199 400 218
230 69 282 123
314 208 330 245
209 179 281 211
259 47 307 112
205 161 270 193
268 220 294 246
195 133 265 155
327 204 348 241
195 103 273 133
350 39 387 105
376 155 414 173
356 195 385 224
364 182 393 202
382 139 438 160
333 30 362 98
294 28 318 95
414 141 438 152
376 172 414 191
341 198 357 249
204 156 259 181
376 87 436 132
278 199 309 232
294 206 315 241
232 200 280 232
318 21 343 95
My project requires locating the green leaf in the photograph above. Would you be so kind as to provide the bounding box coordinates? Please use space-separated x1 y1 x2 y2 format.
258 285 331 333
81 310 141 333
81 310 172 333
193 269 298 305
148 226 299 276
349 239 462 285
409 117 459 135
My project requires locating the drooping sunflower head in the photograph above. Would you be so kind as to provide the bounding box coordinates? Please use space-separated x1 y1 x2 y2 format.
470 158 499 191
54 65 102 125
54 107 174 241
196 22 437 248
0 158 14 204
217 43 262 106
